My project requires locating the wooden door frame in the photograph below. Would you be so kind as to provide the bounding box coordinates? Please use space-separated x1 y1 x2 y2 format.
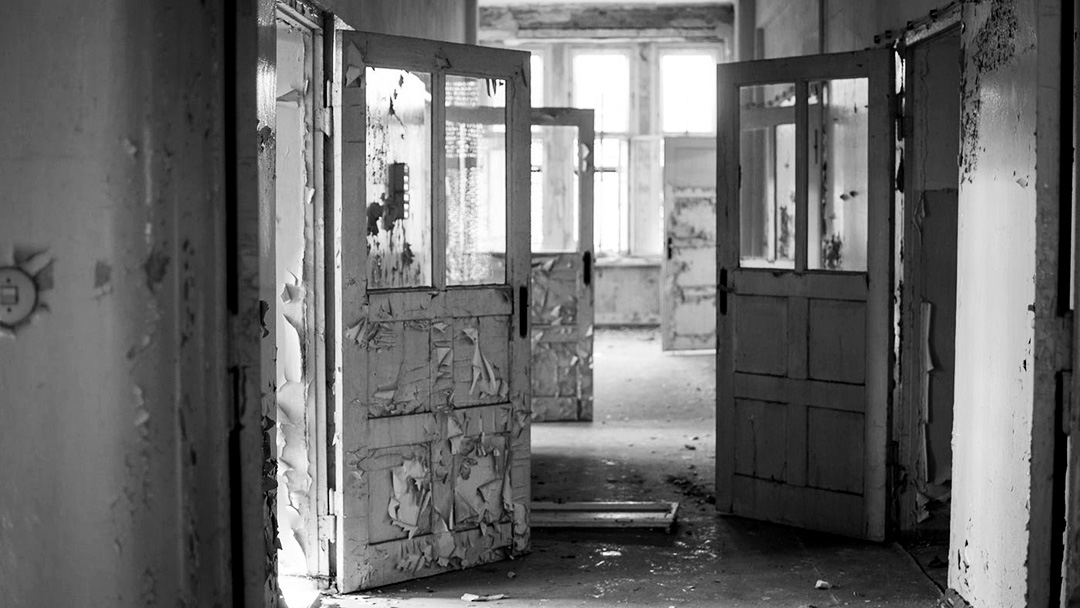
715 49 896 540
894 12 962 536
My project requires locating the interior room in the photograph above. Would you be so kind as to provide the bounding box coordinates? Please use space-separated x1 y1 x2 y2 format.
1 1 1077 608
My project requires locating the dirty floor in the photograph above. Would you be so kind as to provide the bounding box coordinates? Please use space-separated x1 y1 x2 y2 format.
323 328 943 608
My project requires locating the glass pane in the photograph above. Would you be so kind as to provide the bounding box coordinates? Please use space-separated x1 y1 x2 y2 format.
532 125 581 253
446 75 507 286
531 54 544 108
661 53 716 134
595 137 629 254
366 67 433 288
572 53 630 133
739 83 796 269
808 78 869 271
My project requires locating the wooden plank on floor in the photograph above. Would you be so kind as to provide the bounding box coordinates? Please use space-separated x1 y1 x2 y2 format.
531 501 679 530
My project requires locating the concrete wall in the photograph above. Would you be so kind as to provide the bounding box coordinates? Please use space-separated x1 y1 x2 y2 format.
0 1 231 607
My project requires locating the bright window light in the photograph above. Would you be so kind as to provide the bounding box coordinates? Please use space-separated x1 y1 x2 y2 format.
661 53 717 133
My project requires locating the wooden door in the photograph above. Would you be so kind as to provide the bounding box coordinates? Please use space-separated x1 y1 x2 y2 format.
661 137 717 351
336 31 531 591
528 108 595 421
436 106 596 422
716 49 895 540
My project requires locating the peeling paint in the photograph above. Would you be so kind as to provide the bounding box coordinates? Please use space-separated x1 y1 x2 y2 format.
143 245 171 292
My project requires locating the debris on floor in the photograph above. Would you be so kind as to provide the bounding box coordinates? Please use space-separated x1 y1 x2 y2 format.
461 592 508 602
815 580 832 590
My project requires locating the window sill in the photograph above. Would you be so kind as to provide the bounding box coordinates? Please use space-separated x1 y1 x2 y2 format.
594 254 662 268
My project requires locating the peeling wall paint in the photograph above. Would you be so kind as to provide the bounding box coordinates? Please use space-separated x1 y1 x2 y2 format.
949 0 1060 607
274 14 319 595
0 1 231 607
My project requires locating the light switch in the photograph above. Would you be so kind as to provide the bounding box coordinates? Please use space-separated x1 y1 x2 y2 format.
0 267 36 326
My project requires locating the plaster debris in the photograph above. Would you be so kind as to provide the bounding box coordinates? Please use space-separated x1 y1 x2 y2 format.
815 580 832 590
461 593 508 602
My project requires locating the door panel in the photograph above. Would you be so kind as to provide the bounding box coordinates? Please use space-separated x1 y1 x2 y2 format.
717 49 895 541
528 109 595 422
337 32 531 591
662 137 717 351
442 107 596 422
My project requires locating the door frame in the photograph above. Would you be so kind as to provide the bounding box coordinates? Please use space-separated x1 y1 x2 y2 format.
715 49 897 540
894 10 962 536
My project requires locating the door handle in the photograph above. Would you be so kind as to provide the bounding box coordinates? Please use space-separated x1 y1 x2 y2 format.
666 236 674 260
519 285 528 338
719 268 729 316
582 251 593 287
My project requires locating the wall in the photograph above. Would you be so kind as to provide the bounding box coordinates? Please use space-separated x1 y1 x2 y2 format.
323 0 475 42
950 1 1065 606
595 263 661 325
0 1 231 607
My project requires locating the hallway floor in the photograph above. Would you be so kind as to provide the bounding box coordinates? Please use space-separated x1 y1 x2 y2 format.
324 328 943 608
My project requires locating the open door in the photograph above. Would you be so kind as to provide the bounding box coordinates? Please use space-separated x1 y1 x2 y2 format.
716 49 896 539
335 32 532 591
431 106 596 422
661 136 718 351
529 108 595 421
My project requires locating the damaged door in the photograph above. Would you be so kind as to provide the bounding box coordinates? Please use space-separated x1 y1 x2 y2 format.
529 108 595 421
716 49 895 539
661 136 717 351
336 32 531 591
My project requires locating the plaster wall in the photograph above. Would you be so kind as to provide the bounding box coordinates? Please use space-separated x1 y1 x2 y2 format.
0 1 231 607
595 263 661 326
949 1 1063 606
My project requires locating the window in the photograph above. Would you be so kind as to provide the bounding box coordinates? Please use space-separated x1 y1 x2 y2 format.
660 52 718 134
573 51 631 254
531 53 544 107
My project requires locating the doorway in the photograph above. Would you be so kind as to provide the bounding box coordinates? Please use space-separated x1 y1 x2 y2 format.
897 23 962 588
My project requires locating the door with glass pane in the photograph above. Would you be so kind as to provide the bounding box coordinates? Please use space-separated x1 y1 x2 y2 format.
336 32 531 591
529 108 595 421
661 136 717 351
716 49 895 540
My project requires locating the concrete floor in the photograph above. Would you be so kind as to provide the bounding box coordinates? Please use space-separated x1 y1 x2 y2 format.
323 328 943 608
